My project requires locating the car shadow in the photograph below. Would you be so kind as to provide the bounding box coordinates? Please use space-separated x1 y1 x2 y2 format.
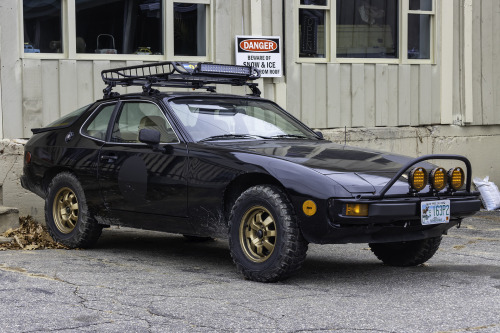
88 228 490 285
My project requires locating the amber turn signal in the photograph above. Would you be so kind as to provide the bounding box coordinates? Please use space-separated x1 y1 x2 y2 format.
448 167 465 191
345 203 369 217
430 167 447 192
409 167 428 192
302 200 317 216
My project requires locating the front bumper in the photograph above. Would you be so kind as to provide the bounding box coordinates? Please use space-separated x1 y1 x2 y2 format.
299 194 481 245
329 195 481 225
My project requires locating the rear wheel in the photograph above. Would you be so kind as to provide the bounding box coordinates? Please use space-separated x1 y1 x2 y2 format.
45 172 102 248
369 236 442 266
228 185 308 282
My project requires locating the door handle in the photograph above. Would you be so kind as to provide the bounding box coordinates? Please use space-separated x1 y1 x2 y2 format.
101 155 118 161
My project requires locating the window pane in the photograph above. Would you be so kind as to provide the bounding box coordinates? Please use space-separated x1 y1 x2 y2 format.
23 0 62 53
299 9 326 58
83 104 116 140
336 0 398 58
300 0 328 5
409 0 432 11
408 14 431 59
174 3 207 56
112 103 177 143
76 0 163 55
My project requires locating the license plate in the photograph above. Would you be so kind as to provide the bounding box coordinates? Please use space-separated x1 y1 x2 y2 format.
421 200 451 225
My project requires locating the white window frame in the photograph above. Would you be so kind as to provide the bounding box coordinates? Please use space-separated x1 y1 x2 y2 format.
295 0 332 63
19 0 212 62
295 0 436 64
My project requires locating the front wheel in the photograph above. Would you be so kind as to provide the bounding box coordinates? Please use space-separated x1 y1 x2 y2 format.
45 172 102 248
369 236 442 267
228 185 308 282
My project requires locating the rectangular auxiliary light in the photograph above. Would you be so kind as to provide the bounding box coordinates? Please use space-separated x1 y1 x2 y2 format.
198 63 251 76
345 203 369 217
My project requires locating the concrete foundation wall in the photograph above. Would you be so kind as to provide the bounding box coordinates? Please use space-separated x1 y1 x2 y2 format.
1 125 499 224
322 125 500 184
0 140 44 222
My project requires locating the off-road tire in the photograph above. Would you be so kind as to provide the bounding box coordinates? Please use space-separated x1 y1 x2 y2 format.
45 172 102 248
228 185 308 282
369 236 442 267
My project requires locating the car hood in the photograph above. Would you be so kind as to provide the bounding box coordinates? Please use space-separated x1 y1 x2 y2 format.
214 140 434 194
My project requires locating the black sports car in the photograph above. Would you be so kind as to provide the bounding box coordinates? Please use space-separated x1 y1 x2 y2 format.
21 62 481 282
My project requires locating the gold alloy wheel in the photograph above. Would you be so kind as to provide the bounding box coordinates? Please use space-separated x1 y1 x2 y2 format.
52 187 79 234
239 205 277 263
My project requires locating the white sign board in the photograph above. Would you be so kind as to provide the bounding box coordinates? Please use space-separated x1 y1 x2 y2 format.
235 36 282 77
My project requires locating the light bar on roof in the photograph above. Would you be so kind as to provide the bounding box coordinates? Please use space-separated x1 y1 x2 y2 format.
198 63 252 76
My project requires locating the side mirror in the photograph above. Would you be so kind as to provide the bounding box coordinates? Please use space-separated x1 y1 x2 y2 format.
139 128 161 146
315 131 324 139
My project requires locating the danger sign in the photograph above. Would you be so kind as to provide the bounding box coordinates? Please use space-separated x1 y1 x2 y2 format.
235 36 282 78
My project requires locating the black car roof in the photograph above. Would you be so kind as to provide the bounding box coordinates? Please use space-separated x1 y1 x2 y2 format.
96 90 267 103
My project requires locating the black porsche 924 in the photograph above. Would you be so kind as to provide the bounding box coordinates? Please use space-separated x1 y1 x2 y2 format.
21 62 481 282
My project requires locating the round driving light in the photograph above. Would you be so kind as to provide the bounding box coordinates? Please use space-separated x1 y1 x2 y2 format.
409 167 428 192
430 167 447 192
302 200 317 216
448 167 465 191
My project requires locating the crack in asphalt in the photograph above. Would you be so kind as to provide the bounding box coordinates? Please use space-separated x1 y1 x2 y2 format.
436 323 499 333
290 328 397 333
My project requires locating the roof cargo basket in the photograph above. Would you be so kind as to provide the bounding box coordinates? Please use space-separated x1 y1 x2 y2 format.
101 62 261 98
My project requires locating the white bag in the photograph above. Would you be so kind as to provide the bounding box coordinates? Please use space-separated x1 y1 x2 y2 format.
473 176 500 211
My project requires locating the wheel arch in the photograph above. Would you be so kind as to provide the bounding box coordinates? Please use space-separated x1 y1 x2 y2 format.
42 167 75 196
223 173 287 222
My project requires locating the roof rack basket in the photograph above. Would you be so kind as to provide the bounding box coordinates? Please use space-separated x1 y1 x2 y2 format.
101 62 261 98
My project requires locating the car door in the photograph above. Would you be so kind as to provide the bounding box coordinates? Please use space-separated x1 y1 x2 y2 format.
97 100 189 224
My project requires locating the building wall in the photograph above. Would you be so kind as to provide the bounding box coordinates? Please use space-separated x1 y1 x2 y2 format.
3 0 500 135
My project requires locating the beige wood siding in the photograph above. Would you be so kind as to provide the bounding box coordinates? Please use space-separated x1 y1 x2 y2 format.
284 62 443 129
2 0 500 139
456 0 500 126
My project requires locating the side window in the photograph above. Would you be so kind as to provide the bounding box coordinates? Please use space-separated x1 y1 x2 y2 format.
81 104 116 140
111 102 178 144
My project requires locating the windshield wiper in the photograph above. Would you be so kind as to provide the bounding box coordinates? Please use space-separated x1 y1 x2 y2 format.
200 134 267 142
270 134 309 139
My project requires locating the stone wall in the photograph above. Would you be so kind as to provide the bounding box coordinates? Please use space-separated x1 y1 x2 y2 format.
0 139 44 221
1 125 499 225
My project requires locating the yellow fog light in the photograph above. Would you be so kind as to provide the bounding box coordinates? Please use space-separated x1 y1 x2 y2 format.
448 167 465 191
345 204 369 217
303 200 317 216
409 167 428 192
430 167 447 192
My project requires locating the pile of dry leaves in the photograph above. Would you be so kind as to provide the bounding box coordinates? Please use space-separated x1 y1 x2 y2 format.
0 216 68 251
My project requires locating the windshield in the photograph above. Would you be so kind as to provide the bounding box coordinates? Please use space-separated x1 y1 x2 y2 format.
45 104 91 128
167 98 318 142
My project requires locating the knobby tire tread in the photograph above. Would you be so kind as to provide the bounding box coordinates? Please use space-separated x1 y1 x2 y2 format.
229 185 308 282
369 236 442 267
45 172 102 248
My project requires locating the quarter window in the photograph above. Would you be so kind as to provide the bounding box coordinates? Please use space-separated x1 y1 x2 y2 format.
82 104 116 140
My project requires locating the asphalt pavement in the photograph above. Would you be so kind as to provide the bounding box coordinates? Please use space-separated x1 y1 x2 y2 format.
1 212 499 333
